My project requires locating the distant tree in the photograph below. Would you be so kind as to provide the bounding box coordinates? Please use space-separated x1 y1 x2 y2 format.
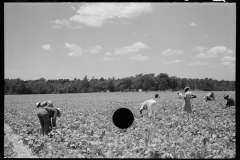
169 76 178 91
158 79 168 91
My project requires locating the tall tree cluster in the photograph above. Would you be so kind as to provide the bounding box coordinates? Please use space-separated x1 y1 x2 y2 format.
4 73 235 95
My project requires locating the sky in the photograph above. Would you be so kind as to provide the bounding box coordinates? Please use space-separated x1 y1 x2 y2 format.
5 3 236 81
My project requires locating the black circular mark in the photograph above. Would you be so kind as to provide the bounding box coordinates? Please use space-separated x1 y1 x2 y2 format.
112 108 134 129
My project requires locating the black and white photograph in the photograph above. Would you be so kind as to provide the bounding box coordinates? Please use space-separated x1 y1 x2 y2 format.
4 2 235 158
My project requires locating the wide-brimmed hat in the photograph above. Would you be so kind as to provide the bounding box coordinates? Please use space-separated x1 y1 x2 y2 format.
184 87 190 92
224 94 229 99
56 108 61 117
36 102 41 108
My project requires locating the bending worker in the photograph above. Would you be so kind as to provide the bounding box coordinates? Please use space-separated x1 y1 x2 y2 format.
36 100 54 108
36 107 61 135
139 99 157 120
223 94 235 109
204 91 215 102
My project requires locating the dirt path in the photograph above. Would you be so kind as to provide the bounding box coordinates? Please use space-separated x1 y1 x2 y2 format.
4 124 38 158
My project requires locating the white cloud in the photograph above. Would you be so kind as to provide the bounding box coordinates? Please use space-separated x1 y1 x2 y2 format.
87 45 103 54
64 43 83 57
105 52 112 56
52 19 82 29
195 53 216 58
193 46 208 52
210 65 222 68
221 61 234 66
114 42 149 55
220 56 235 62
100 57 121 61
188 62 209 66
42 44 51 51
129 54 149 61
162 48 184 56
195 46 234 58
143 33 148 37
71 6 76 10
163 59 183 65
69 3 152 27
190 23 196 26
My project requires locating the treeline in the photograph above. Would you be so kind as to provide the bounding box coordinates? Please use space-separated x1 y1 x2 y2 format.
4 73 235 95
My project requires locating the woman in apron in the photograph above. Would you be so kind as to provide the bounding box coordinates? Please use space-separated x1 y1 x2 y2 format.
182 87 196 113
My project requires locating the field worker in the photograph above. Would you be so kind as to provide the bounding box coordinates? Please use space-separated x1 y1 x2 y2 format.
203 91 215 102
139 99 157 119
182 87 196 113
155 94 160 98
36 107 61 135
223 95 235 109
36 100 54 108
177 92 183 99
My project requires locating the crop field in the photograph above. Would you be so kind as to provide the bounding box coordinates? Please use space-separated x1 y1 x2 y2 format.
4 91 235 158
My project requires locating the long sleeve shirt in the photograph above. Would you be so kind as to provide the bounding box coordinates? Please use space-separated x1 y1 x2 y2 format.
44 107 58 127
226 98 235 107
140 99 157 117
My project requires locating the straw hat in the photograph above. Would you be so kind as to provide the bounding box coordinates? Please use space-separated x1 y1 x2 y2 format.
56 108 61 117
184 87 190 92
224 94 229 99
36 102 41 108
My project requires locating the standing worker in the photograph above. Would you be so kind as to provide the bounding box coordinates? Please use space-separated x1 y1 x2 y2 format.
182 87 196 113
203 91 215 102
223 95 235 109
36 100 54 108
36 107 61 135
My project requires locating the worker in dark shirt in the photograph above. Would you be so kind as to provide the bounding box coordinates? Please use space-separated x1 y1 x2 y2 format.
36 107 61 135
223 94 235 108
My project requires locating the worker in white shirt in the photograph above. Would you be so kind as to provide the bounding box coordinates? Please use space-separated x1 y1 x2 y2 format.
203 91 215 102
177 92 183 99
139 99 157 119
